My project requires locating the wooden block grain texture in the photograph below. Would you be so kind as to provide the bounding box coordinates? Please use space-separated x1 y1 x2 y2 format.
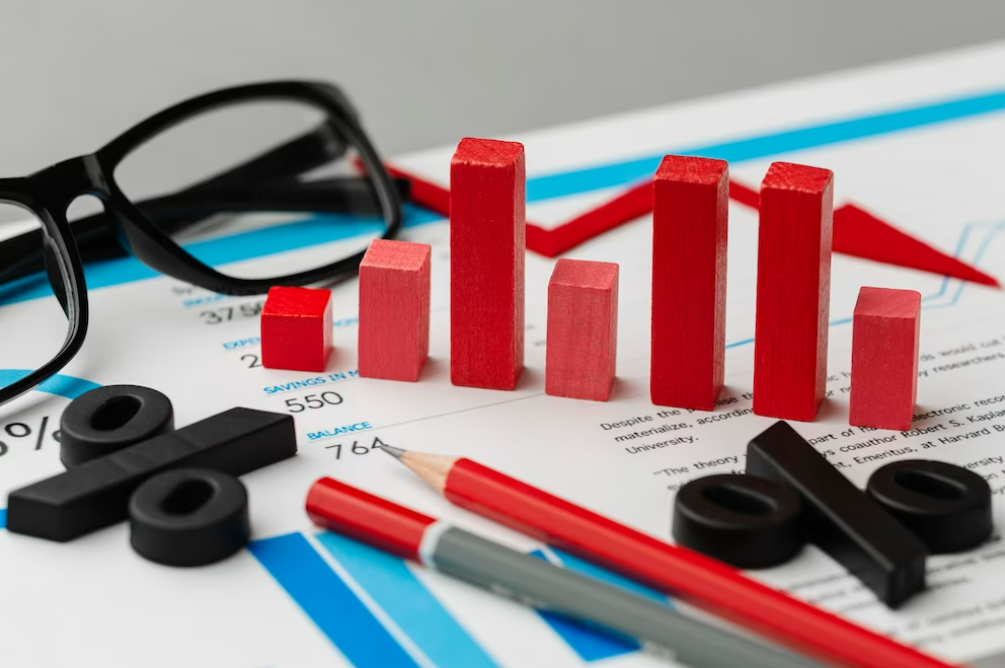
358 239 431 382
651 155 728 411
261 286 333 372
850 287 921 431
545 259 619 401
753 162 834 421
450 137 526 390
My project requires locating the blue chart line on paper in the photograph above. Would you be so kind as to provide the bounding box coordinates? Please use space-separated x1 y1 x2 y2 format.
250 531 677 666
525 88 1005 202
529 548 673 663
723 219 1004 351
0 205 443 306
0 370 101 399
249 532 424 668
3 86 1005 301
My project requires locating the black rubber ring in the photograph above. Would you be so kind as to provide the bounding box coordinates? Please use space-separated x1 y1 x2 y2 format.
60 385 174 468
673 473 804 569
867 459 992 554
129 468 250 567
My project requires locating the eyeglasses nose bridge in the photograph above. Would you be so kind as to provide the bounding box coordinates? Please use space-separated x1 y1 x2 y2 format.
29 154 112 213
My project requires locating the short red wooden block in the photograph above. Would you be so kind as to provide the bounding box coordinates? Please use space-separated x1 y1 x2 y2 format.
358 239 431 382
450 137 525 390
546 259 619 401
753 162 834 421
651 155 728 411
261 286 333 372
850 287 921 431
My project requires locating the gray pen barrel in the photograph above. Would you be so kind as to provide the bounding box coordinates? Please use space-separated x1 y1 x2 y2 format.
430 527 823 668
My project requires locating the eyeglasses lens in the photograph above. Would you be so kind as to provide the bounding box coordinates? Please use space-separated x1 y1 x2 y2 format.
114 100 388 280
0 204 74 396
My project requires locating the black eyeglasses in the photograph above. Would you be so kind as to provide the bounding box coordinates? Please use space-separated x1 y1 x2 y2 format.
0 80 404 406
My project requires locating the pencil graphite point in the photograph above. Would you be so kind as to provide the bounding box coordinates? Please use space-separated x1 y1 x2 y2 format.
378 447 457 494
377 444 407 459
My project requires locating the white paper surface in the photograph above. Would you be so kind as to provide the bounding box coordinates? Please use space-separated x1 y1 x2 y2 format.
3 43 1005 667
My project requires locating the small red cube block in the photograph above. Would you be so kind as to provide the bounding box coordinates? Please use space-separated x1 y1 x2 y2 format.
850 287 921 431
261 286 333 372
546 259 619 401
358 239 431 382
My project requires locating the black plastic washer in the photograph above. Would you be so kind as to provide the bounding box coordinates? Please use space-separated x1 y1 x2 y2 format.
673 473 804 569
129 468 250 567
867 459 992 554
60 385 174 468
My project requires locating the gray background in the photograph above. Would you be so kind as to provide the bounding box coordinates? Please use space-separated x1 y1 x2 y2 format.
1 0 1004 173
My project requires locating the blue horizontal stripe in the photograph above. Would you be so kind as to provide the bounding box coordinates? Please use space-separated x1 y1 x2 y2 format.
248 532 422 668
525 88 1005 202
0 509 6 529
3 87 1004 299
0 370 101 399
550 548 670 604
530 547 676 662
529 549 643 662
0 204 442 305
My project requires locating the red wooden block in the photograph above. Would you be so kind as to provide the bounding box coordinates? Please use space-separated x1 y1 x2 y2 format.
753 162 834 421
651 155 728 410
545 259 619 401
358 239 431 382
850 287 921 430
261 286 333 372
450 138 525 390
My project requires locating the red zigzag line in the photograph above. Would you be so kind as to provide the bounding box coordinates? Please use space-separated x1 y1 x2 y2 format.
388 165 999 288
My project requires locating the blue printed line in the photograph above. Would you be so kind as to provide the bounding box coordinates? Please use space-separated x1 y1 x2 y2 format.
548 548 670 604
316 531 500 668
248 532 422 668
0 509 6 529
3 85 1005 300
722 217 1005 350
525 88 1005 202
726 337 755 350
0 203 443 306
0 370 101 399
528 548 674 662
938 222 1005 310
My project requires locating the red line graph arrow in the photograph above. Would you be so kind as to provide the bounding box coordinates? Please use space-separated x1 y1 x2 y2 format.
387 165 999 288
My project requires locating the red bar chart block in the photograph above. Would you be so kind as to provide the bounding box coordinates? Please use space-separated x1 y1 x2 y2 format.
261 286 333 372
546 259 619 401
753 162 834 421
358 239 431 382
651 155 729 410
450 137 525 390
850 287 921 430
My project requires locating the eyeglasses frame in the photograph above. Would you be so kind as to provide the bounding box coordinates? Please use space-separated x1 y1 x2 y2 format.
0 80 403 406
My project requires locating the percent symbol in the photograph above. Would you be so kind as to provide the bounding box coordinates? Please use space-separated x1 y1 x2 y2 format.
0 416 61 457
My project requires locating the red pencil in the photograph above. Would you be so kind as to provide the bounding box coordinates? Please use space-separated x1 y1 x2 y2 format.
378 445 964 668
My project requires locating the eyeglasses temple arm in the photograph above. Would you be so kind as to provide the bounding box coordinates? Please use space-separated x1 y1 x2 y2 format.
0 121 345 275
